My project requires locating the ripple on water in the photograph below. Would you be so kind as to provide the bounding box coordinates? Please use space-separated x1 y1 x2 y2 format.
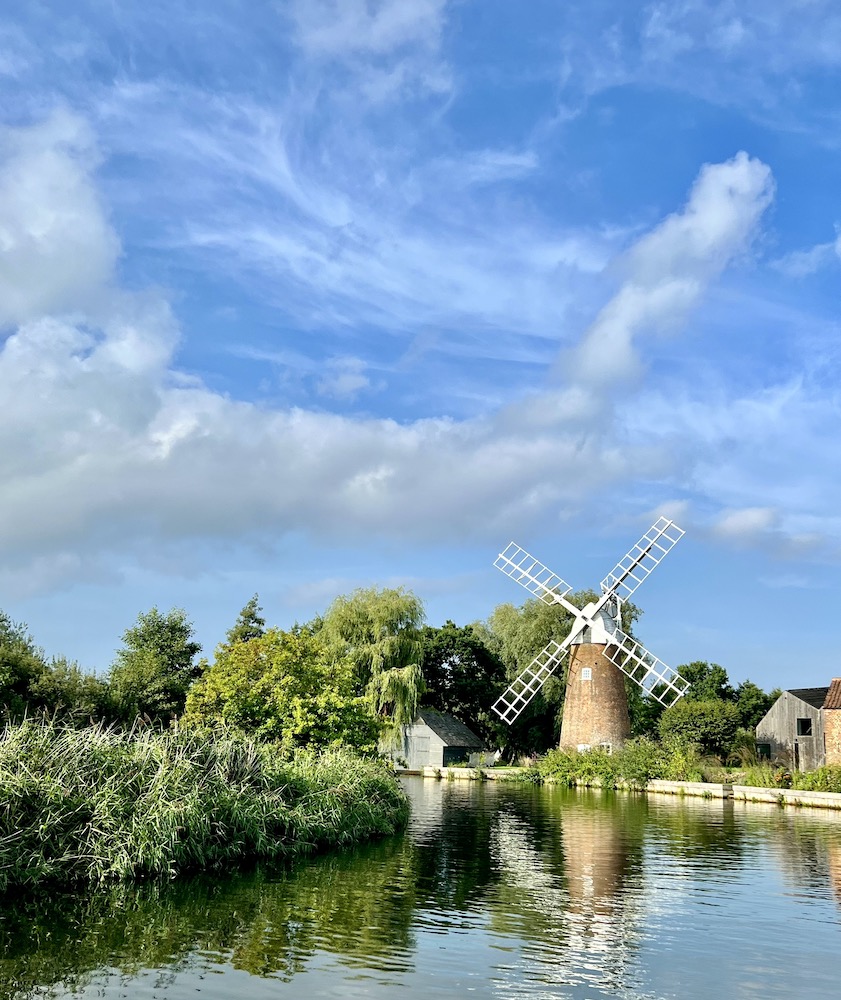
8 779 841 999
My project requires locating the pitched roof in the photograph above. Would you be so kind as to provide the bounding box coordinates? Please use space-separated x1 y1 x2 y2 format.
787 687 830 710
823 679 841 710
417 709 484 748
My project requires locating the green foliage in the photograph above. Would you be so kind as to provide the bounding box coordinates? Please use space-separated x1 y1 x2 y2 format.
184 628 381 753
28 658 111 723
419 620 506 744
678 661 734 702
321 587 425 726
791 766 841 794
534 736 709 787
658 698 741 757
108 607 202 724
734 679 775 729
0 612 48 720
0 718 409 889
226 594 266 644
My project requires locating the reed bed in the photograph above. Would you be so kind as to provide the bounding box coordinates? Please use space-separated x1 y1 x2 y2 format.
0 719 409 890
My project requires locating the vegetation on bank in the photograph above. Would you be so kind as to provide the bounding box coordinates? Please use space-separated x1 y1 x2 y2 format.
0 719 409 891
527 740 841 793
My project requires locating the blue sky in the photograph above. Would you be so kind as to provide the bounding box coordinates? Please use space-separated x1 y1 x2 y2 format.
1 1 840 691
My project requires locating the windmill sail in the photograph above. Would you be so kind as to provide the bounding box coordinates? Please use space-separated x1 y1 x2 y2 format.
604 628 688 706
491 639 571 724
494 543 574 605
599 517 684 600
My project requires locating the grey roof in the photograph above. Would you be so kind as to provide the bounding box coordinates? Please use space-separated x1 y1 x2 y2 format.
787 687 830 710
416 709 484 748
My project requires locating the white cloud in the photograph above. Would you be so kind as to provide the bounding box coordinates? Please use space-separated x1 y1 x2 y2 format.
573 152 773 384
285 0 451 102
713 506 778 541
0 114 832 596
556 1 841 132
0 111 119 327
772 233 841 277
288 0 447 58
317 356 373 400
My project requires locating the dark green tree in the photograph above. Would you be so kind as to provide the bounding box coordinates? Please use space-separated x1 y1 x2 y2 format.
109 607 202 724
28 657 112 722
734 679 775 729
226 594 266 645
678 661 735 702
419 620 506 744
0 611 48 720
658 698 741 757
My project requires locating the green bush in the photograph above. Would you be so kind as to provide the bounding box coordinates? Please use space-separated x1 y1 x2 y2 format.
532 737 710 787
792 766 841 794
0 719 409 890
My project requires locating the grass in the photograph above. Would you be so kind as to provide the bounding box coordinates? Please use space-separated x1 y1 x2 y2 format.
0 718 409 890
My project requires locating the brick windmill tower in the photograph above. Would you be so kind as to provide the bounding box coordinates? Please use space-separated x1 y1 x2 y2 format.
491 518 688 750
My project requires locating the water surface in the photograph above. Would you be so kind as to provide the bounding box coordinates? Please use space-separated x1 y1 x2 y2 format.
3 777 841 999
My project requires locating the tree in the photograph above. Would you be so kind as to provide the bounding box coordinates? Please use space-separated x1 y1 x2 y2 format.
184 627 381 753
419 620 506 744
734 679 775 729
109 607 202 724
0 611 48 720
678 661 734 702
226 594 266 645
320 587 425 727
658 698 741 757
28 657 111 723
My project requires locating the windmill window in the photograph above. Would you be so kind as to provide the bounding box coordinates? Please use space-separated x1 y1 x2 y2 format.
581 667 592 681
796 718 813 737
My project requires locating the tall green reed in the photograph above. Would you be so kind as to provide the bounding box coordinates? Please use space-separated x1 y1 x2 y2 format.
0 718 408 890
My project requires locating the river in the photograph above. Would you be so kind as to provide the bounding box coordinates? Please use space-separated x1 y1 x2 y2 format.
2 776 841 999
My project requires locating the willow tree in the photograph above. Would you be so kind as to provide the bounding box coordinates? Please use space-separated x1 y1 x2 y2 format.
321 587 425 728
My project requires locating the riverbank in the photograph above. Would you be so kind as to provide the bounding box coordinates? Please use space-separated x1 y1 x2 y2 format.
0 719 409 890
404 766 841 811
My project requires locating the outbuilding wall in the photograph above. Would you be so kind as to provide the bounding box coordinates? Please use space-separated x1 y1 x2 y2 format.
756 692 825 770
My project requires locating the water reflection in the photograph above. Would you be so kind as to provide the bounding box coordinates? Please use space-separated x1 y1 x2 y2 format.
2 780 841 999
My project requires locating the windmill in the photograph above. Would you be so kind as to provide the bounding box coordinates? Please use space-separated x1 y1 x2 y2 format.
492 517 688 750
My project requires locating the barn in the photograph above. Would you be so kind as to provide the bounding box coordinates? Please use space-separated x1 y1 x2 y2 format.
388 709 486 770
756 687 829 770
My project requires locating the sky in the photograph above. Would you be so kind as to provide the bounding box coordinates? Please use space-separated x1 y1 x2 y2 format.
1 0 840 691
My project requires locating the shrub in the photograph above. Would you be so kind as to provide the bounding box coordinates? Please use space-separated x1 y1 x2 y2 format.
792 766 841 794
0 718 409 890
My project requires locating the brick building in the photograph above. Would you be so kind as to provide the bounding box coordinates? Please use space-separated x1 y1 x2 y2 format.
824 678 841 766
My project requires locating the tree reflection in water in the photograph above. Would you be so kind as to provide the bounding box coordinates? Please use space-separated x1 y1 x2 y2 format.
2 779 841 999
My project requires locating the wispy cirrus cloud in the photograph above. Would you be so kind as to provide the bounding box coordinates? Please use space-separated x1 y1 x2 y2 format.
0 112 789 592
554 1 841 133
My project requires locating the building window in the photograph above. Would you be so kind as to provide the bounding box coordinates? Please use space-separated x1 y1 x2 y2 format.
797 718 813 737
756 743 771 760
581 667 592 681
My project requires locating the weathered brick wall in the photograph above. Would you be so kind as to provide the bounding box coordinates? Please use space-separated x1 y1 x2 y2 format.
824 710 841 766
559 643 631 750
